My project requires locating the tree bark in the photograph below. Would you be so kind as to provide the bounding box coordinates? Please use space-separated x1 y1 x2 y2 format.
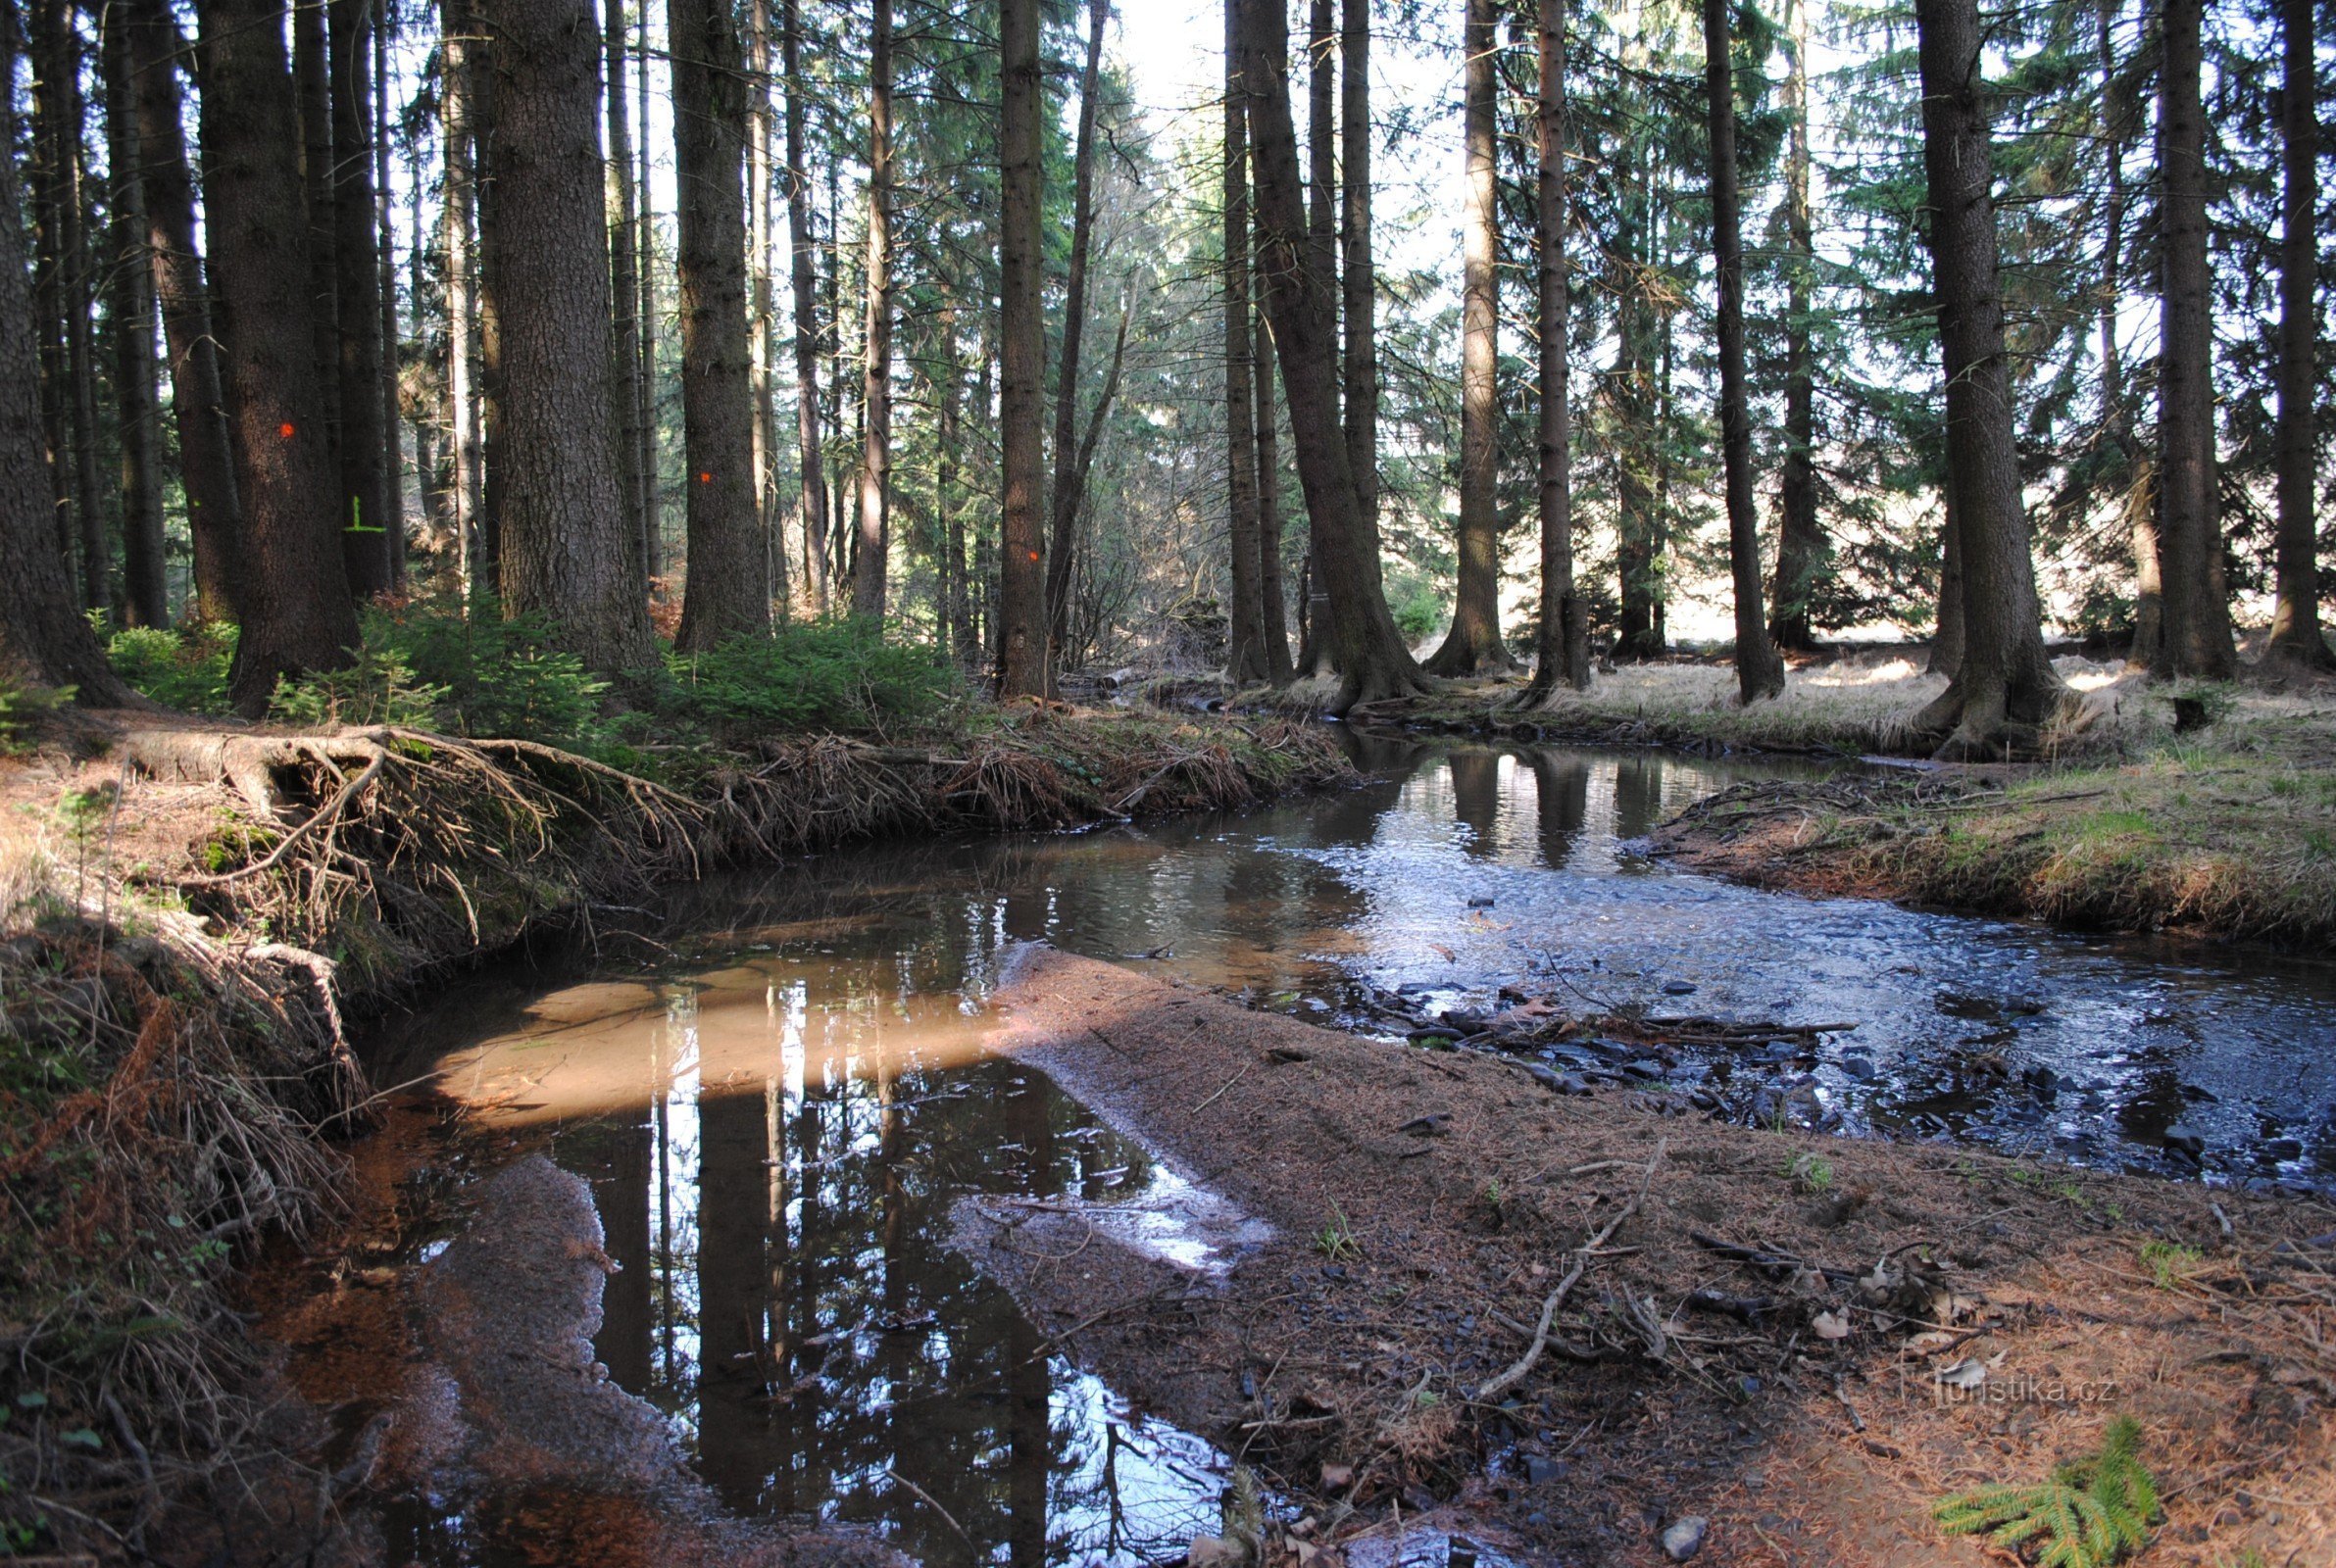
670 0 769 647
607 0 649 594
293 0 341 556
853 0 893 618
1340 0 1377 560
1909 0 2066 758
1225 0 1268 684
440 0 483 596
195 0 361 710
1425 0 1512 675
1928 467 1964 675
1255 322 1293 681
995 0 1047 697
1701 0 1784 702
2095 0 2156 670
2152 0 2235 678
2264 0 2332 670
746 0 777 602
477 0 658 678
375 5 403 584
102 3 169 628
636 0 659 581
331 0 392 597
33 0 110 616
0 46 135 704
781 0 826 613
126 0 241 621
1044 0 1109 671
1521 0 1589 702
1238 0 1428 711
1767 0 1822 652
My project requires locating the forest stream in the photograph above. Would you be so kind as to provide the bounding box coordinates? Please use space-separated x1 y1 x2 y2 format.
300 732 2336 1567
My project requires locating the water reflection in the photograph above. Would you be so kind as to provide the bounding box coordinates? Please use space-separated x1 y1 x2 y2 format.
508 952 1233 1568
373 737 2336 1555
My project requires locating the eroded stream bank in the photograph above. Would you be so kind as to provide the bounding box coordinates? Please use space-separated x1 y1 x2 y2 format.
280 734 2336 1565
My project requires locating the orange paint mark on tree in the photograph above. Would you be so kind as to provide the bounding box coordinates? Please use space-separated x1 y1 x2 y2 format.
278 421 297 439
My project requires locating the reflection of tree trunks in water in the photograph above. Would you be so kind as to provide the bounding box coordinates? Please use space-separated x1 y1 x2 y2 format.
1612 756 1668 842
1447 751 1502 861
698 1083 771 1512
597 1118 654 1392
766 1068 797 1513
791 1052 827 1504
1003 884 1051 946
655 1021 677 1386
1005 1072 1057 1568
1530 754 1591 872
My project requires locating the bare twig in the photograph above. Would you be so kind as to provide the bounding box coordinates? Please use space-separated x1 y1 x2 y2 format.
1476 1137 1667 1400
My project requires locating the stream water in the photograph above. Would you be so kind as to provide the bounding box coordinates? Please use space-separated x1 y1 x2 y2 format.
366 732 2336 1566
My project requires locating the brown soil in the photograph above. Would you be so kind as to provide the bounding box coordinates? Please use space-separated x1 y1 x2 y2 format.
955 947 2336 1567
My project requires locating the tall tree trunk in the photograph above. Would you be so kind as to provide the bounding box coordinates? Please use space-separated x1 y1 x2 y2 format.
670 0 768 646
28 0 71 574
1702 0 1783 702
0 24 134 704
636 0 659 581
2152 0 2235 677
196 0 361 710
853 0 892 618
1522 0 1589 702
1238 0 1427 711
996 0 1047 697
781 0 825 613
1307 0 1334 269
1425 0 1512 674
1224 0 1268 683
1928 467 1964 674
1255 323 1293 681
2095 0 2157 670
376 4 403 584
747 0 777 604
34 0 110 616
127 0 241 620
607 0 649 594
441 0 483 597
409 170 448 540
2265 0 2331 670
1043 0 1109 671
102 4 168 628
331 0 392 596
1767 0 1822 652
294 0 340 559
1255 300 1287 674
1340 0 1377 561
477 0 658 677
938 307 967 662
474 26 503 586
1909 0 2066 758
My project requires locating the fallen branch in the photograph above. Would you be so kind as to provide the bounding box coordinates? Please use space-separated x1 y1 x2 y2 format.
1475 1136 1667 1401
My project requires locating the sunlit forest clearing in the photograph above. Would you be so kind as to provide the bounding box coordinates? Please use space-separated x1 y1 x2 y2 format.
5 0 2336 1560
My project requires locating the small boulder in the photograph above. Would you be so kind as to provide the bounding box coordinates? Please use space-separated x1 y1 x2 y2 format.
1661 1516 1709 1561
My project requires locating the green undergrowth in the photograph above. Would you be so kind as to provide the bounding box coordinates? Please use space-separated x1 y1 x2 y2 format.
106 591 961 773
1934 1415 2158 1567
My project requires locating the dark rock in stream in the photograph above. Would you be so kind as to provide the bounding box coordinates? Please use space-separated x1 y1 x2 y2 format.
2162 1125 2208 1159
